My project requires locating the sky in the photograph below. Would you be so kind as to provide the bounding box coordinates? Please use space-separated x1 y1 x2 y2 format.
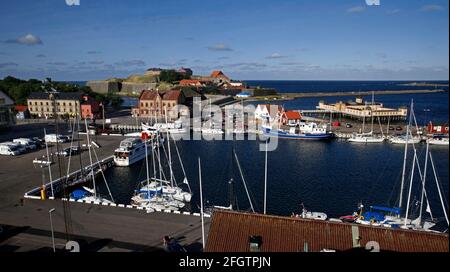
0 0 448 81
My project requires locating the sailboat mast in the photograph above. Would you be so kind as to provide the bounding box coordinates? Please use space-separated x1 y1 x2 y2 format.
429 152 449 226
404 148 416 227
371 92 374 132
198 157 206 250
84 119 96 198
165 108 173 187
399 100 413 209
44 128 54 198
144 133 150 200
263 140 268 214
152 137 157 178
418 140 430 225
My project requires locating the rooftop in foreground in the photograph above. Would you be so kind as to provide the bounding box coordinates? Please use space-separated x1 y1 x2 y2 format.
206 210 449 252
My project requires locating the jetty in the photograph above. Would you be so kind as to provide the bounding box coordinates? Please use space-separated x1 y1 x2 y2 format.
247 89 447 102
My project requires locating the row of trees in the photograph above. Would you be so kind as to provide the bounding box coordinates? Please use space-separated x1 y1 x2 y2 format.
0 76 122 107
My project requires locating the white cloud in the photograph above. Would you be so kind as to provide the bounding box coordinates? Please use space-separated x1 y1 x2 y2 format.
266 53 286 59
347 6 365 13
114 60 146 67
207 43 233 51
420 4 443 12
5 34 42 45
387 9 400 14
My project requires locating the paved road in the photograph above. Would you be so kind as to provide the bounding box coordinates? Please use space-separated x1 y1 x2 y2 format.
0 125 209 252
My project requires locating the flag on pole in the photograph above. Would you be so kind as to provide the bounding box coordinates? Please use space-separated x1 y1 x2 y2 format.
183 177 189 184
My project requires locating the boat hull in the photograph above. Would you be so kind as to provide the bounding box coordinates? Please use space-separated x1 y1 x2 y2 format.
262 128 334 140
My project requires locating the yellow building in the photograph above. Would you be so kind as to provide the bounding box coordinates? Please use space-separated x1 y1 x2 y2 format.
27 92 83 118
317 97 407 121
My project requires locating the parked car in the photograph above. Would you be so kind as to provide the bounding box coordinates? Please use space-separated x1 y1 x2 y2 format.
396 126 403 131
389 126 395 131
56 146 80 157
345 123 352 128
0 142 26 155
45 134 70 143
31 137 46 148
0 144 21 156
13 138 37 150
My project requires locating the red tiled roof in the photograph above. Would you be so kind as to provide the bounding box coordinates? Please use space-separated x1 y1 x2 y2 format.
162 90 181 101
284 110 301 120
206 210 449 252
140 90 161 100
211 70 229 79
179 79 202 86
14 105 28 112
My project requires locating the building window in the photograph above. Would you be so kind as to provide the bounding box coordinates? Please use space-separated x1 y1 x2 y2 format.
40 102 43 106
145 102 149 107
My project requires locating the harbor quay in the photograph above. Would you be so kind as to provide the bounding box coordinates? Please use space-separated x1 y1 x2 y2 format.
0 127 209 252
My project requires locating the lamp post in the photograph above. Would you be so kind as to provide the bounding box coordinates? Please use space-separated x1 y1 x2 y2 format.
49 208 56 252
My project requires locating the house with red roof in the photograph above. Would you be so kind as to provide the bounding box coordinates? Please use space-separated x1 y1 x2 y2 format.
281 110 302 126
255 104 285 122
134 89 186 120
210 70 231 86
179 79 205 87
14 105 30 120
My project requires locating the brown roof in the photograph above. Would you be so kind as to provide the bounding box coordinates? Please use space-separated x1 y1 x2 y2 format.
139 90 161 100
206 211 449 252
211 70 229 79
14 105 28 112
179 79 202 86
162 90 181 101
284 110 302 120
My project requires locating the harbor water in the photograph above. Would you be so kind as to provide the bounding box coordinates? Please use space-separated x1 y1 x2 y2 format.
90 80 448 221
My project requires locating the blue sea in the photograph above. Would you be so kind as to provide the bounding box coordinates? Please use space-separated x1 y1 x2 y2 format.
90 81 449 223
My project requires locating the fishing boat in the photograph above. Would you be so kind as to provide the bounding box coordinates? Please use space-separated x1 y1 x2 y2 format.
113 138 153 167
262 122 334 140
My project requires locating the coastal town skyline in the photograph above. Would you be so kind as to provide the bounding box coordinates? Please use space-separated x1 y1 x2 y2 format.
0 0 449 81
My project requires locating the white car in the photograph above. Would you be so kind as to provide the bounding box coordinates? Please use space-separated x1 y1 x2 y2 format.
13 138 37 150
0 142 25 155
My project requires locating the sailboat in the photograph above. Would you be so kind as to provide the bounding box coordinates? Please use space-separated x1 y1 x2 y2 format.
202 98 224 134
340 101 449 232
130 131 186 211
389 101 422 144
70 119 115 204
131 109 192 208
348 93 385 143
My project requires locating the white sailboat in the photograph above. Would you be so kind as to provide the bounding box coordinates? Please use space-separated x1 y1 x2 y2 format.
202 98 224 134
389 101 422 144
341 101 449 232
131 109 192 208
71 119 115 204
348 93 385 143
427 135 449 145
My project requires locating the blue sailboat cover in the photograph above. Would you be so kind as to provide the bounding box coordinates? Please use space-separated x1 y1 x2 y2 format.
370 206 401 214
71 189 88 200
